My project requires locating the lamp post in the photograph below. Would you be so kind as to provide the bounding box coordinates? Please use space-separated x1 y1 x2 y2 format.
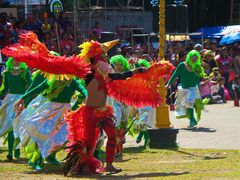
148 0 178 148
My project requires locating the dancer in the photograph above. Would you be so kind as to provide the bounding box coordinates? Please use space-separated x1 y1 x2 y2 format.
2 32 174 175
135 59 155 147
15 73 88 171
166 50 208 127
109 55 131 156
13 62 88 171
0 57 31 160
63 41 174 175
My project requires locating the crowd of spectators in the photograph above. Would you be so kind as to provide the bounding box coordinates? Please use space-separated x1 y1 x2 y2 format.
1 12 240 104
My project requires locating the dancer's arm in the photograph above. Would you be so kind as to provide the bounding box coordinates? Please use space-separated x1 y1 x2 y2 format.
71 79 88 110
14 79 48 116
74 79 88 98
166 63 182 87
0 72 9 99
108 68 145 80
25 69 32 87
21 79 48 106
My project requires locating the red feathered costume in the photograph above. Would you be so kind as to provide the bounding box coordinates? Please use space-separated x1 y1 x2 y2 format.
1 32 175 175
65 105 115 174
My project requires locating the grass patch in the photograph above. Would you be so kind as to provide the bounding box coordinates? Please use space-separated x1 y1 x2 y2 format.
0 146 239 179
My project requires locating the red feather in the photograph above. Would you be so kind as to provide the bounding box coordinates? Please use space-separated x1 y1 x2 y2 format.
107 61 175 108
1 32 91 78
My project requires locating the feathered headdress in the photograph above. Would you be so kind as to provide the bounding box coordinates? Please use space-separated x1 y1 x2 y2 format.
110 55 130 71
78 39 119 63
186 50 206 78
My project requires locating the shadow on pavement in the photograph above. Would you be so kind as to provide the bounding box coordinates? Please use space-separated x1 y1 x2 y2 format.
172 149 227 160
180 127 216 133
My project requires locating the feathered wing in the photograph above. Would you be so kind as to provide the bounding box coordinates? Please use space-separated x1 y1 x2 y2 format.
1 32 91 78
107 61 175 108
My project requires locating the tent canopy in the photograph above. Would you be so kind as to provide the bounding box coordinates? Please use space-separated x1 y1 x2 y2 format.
189 25 240 40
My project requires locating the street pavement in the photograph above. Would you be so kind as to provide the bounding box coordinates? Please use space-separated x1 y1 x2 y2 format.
125 101 240 150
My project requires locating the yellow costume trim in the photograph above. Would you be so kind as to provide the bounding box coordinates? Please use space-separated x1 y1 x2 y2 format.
40 71 75 81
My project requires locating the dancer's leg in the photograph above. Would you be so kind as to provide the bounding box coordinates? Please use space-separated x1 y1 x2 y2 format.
187 108 197 127
7 131 14 160
102 119 121 173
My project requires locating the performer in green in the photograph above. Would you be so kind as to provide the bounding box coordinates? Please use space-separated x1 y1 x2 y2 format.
166 50 208 127
0 57 32 160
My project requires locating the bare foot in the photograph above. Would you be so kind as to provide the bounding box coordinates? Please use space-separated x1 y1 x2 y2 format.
105 163 122 174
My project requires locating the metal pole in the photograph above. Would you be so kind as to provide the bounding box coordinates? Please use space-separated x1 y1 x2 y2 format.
73 0 77 41
148 34 150 55
104 0 107 30
24 0 28 19
229 0 233 24
142 0 145 31
155 0 171 129
127 0 130 29
88 0 91 31
238 0 240 24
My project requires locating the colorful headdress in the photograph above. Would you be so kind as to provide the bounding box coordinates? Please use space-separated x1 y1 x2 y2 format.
110 55 130 71
5 57 29 85
101 39 119 52
203 50 214 59
136 59 150 68
6 57 27 70
78 39 119 63
186 50 206 78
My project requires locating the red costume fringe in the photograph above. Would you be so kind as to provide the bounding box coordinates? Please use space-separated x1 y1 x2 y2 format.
107 61 175 108
64 105 114 175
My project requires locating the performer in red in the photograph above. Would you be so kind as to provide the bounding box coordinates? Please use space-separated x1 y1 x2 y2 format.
1 32 174 175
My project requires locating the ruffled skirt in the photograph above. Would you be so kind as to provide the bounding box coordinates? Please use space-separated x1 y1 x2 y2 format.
174 85 201 118
15 95 70 158
0 94 21 136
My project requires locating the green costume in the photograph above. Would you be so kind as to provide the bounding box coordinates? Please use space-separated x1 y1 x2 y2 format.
167 50 208 127
135 59 151 147
0 57 31 160
18 77 87 170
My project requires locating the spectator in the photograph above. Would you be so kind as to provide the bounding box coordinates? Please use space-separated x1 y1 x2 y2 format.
202 50 218 74
200 78 221 104
42 17 51 34
43 33 51 49
232 76 240 99
60 32 75 56
0 13 14 48
48 37 59 52
215 46 233 89
233 47 240 76
209 67 221 81
24 15 37 32
58 12 71 32
194 44 203 53
91 21 103 40
217 77 227 103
